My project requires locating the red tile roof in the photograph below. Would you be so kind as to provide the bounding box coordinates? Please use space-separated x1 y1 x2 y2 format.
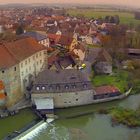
47 33 61 43
0 94 6 99
0 37 46 69
95 85 120 95
0 44 18 69
58 35 73 46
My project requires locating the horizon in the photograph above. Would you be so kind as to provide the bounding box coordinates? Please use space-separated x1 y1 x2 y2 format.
0 0 140 8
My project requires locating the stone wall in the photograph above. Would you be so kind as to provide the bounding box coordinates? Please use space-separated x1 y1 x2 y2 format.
0 64 23 107
31 90 94 108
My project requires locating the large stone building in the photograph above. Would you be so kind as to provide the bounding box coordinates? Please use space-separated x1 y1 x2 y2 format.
0 37 47 107
31 69 122 108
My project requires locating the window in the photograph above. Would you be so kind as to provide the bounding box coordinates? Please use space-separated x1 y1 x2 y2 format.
65 85 69 89
25 60 27 65
28 58 30 63
14 67 16 71
72 85 76 89
2 70 4 73
36 86 40 90
40 52 42 56
83 83 87 88
21 71 24 76
36 53 38 58
44 51 47 54
76 99 78 101
40 60 42 64
56 85 60 90
42 86 46 90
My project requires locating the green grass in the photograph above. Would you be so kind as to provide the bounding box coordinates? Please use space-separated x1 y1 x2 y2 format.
67 9 140 26
0 108 37 139
91 70 129 92
110 107 140 127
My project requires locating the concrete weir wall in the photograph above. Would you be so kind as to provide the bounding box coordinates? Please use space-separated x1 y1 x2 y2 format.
13 119 54 140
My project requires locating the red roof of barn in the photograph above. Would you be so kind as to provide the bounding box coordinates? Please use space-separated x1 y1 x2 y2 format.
95 85 120 95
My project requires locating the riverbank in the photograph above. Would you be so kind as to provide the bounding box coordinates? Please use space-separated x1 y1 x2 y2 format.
0 94 140 139
97 106 140 128
0 108 37 140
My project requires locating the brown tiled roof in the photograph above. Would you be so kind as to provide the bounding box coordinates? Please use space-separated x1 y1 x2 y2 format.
0 94 6 99
85 48 112 63
58 35 73 46
0 37 46 69
97 49 112 63
95 85 120 95
5 37 46 61
48 33 61 43
0 43 18 69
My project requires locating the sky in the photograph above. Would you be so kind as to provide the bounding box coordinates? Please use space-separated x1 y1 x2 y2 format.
0 0 140 8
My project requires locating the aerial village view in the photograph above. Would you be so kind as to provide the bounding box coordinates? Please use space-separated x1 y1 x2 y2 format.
0 0 140 139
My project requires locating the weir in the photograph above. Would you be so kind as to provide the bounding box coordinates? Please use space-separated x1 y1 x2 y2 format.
12 119 54 140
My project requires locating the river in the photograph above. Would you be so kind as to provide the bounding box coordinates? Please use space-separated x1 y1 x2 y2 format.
1 94 140 140
34 94 140 140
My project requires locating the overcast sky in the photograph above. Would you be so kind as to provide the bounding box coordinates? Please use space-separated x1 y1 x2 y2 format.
0 0 140 8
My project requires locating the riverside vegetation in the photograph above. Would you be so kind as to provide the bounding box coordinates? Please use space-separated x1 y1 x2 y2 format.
98 107 140 128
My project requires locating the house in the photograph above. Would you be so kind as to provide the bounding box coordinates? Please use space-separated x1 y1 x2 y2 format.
48 49 60 69
94 86 121 100
0 37 47 106
75 24 90 42
47 25 62 35
31 69 94 108
47 33 61 47
21 31 50 47
46 20 57 27
71 43 86 61
57 55 76 69
85 36 93 45
85 48 112 74
57 35 78 50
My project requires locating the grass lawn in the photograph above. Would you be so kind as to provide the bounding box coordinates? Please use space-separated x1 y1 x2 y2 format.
110 107 140 127
91 70 129 93
67 9 140 26
0 108 37 139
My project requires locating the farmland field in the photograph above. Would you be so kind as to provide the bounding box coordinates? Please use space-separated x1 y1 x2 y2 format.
67 9 140 26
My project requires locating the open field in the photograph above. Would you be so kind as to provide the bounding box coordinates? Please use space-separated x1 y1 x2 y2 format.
67 9 140 26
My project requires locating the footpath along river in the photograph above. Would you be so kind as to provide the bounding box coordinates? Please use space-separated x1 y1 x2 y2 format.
0 94 140 140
